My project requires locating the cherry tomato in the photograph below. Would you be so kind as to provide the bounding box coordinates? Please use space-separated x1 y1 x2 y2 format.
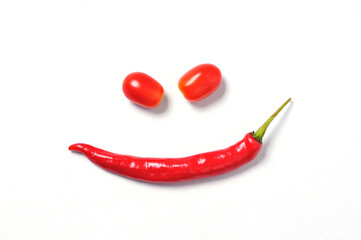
122 72 164 108
178 64 222 102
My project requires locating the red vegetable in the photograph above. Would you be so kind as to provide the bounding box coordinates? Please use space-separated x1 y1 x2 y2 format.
122 72 164 108
69 98 291 182
178 64 222 102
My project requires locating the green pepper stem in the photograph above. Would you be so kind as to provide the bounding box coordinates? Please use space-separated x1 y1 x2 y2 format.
252 98 291 143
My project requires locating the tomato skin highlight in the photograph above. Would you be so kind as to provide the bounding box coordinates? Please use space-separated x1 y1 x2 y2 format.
122 72 164 108
178 64 222 102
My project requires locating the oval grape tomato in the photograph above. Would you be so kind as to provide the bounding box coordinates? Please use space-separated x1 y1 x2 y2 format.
178 64 222 102
122 72 164 108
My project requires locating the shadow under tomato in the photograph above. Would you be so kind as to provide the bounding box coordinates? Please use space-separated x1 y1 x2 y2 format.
132 93 169 114
189 78 226 108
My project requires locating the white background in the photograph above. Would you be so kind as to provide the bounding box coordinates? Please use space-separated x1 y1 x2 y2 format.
1 0 361 239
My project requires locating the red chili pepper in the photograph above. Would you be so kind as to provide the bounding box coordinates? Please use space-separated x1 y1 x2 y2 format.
69 98 291 182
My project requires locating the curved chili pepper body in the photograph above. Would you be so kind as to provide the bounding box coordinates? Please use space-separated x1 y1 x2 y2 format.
69 98 291 183
69 133 261 182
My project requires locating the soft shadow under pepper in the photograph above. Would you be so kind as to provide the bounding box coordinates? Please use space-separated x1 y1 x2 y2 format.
69 98 291 182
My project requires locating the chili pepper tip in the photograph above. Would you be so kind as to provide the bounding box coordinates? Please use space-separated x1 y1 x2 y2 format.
69 144 80 151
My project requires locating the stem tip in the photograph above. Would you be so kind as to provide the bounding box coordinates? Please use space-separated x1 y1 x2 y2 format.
252 98 291 143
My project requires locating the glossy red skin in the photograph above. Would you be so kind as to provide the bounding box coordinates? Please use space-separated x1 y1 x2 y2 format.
122 72 164 108
178 64 222 102
68 133 262 183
